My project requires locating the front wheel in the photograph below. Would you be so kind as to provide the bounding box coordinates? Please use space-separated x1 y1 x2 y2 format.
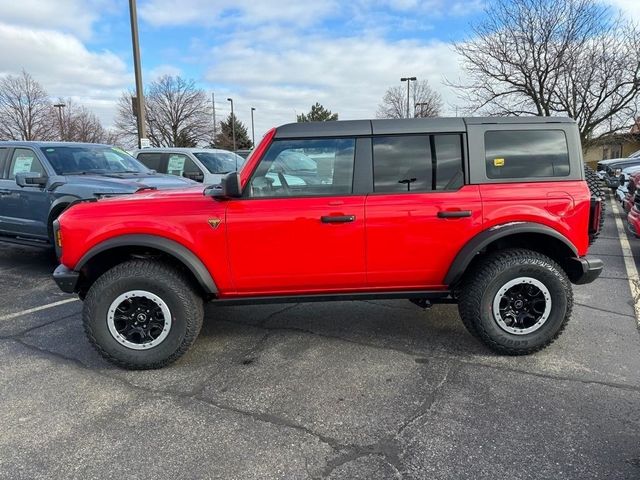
83 259 204 369
458 249 572 355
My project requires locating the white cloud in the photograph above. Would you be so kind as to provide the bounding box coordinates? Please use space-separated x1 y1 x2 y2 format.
0 23 130 127
148 64 183 81
204 34 465 139
605 0 640 20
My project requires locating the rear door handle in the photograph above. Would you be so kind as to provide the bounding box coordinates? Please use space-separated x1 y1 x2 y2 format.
321 215 356 223
437 210 472 219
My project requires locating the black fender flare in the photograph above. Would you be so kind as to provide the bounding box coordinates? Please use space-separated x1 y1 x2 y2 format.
444 222 579 286
76 234 218 294
47 195 79 236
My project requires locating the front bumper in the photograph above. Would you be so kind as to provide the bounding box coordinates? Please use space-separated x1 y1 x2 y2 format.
567 257 604 285
53 264 79 293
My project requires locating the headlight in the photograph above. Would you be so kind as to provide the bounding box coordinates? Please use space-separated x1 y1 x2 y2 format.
614 168 622 175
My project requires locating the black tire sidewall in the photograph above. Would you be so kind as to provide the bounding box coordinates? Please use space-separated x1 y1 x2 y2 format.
477 263 568 350
85 274 190 367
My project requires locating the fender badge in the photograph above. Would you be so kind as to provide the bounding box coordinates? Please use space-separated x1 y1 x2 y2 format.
208 218 221 229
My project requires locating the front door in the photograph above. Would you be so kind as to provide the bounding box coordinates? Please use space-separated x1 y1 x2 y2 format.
226 137 366 294
0 147 50 239
365 133 483 288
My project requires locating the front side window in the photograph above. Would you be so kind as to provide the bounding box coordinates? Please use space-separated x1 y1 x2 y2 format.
485 130 570 179
248 138 355 198
9 148 45 179
40 146 148 175
167 154 203 182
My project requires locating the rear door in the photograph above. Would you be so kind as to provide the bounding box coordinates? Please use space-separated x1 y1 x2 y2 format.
365 133 483 288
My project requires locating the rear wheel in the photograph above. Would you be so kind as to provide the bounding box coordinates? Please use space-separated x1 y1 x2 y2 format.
458 249 572 355
83 259 203 369
584 165 605 245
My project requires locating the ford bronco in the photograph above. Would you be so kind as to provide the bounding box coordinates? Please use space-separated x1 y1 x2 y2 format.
53 117 605 369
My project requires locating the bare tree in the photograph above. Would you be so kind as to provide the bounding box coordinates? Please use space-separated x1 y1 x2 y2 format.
114 75 212 148
451 0 640 147
0 70 55 140
376 80 443 119
53 97 113 143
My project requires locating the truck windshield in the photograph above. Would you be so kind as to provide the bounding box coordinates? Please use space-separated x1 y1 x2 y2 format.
193 151 245 174
40 146 149 175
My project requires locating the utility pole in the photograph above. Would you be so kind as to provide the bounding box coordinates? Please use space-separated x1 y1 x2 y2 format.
250 107 256 147
129 0 147 148
53 103 66 140
227 98 236 153
400 76 417 118
211 92 216 145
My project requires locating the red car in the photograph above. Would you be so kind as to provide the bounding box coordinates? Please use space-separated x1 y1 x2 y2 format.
53 117 604 369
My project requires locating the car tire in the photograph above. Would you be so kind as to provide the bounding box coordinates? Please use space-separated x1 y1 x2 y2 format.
458 249 572 355
83 259 204 369
584 165 606 245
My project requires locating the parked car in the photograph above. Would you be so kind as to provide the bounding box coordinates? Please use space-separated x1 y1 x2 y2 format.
0 141 195 248
615 165 640 206
622 170 640 212
53 117 604 369
597 148 640 180
133 148 246 185
602 158 640 190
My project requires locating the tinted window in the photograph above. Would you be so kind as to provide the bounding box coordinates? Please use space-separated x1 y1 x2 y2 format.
167 154 203 182
248 138 355 198
373 135 431 193
434 135 464 190
485 130 570 179
9 148 45 179
136 152 164 171
0 148 7 178
40 146 148 175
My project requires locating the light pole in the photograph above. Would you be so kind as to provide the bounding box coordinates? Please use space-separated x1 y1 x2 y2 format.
211 92 216 144
129 0 147 148
53 103 65 140
227 97 236 154
250 107 256 148
400 76 417 118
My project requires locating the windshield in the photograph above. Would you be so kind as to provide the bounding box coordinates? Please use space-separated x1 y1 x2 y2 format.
193 151 245 174
40 146 149 175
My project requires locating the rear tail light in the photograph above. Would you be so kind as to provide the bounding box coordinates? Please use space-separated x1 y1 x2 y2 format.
589 197 602 235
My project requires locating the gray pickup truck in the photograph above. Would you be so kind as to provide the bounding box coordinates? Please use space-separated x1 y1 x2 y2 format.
0 141 195 247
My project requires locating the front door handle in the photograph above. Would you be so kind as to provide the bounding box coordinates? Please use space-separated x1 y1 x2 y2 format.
321 215 356 223
437 210 472 219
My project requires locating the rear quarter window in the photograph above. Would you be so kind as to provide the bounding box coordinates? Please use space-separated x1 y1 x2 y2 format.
485 130 570 179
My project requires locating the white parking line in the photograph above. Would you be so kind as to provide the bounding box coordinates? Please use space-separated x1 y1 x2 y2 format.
609 194 640 327
0 297 79 321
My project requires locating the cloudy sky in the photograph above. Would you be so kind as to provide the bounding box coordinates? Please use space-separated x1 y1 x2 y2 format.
0 0 638 141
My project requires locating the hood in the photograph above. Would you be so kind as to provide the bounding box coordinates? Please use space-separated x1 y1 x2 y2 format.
62 172 195 193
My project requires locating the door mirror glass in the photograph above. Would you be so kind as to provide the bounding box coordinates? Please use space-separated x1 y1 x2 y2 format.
205 172 242 199
15 171 47 187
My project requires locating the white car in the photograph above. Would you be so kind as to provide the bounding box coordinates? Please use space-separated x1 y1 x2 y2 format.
132 147 247 185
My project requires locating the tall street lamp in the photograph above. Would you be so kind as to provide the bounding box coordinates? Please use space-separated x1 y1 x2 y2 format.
129 0 147 148
250 107 256 148
400 76 417 119
53 103 65 140
227 97 236 154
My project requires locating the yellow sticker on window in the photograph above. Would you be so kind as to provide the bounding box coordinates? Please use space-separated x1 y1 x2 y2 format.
493 158 505 167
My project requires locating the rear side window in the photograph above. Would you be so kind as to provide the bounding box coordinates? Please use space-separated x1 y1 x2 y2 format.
0 148 7 178
9 148 45 179
485 130 570 179
373 134 464 193
136 152 164 172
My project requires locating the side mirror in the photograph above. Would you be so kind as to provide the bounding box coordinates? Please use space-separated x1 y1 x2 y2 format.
15 172 47 188
204 172 242 199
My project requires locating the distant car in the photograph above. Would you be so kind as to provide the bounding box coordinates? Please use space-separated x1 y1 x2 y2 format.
0 141 195 248
133 148 246 185
597 149 640 180
602 158 640 190
616 165 640 206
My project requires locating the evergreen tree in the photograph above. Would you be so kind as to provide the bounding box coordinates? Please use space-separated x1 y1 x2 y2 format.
213 113 252 150
297 102 338 122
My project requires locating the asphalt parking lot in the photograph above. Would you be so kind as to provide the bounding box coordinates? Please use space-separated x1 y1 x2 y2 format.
1 198 639 480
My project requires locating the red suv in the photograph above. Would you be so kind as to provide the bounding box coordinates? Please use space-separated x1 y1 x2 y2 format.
53 117 604 369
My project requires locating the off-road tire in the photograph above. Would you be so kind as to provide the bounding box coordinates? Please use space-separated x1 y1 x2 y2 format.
585 165 605 245
83 259 204 369
458 249 572 355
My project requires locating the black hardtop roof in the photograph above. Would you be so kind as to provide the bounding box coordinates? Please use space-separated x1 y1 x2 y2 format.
274 116 575 139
